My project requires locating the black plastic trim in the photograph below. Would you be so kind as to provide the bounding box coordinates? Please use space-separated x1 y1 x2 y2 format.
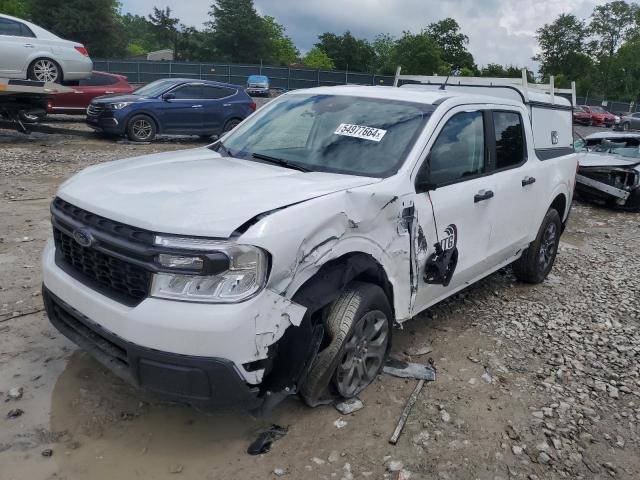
536 147 574 161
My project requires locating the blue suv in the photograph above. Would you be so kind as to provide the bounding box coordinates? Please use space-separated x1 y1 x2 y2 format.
86 78 256 142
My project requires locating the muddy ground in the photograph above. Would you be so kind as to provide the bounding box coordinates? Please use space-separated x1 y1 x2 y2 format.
0 119 638 480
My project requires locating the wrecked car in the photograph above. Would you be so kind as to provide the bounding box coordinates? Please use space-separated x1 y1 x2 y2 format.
575 132 640 210
42 77 577 410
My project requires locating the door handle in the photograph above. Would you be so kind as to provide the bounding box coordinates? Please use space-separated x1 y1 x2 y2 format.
223 103 232 107
521 176 536 186
24 43 34 48
191 105 203 108
474 190 494 203
104 90 114 94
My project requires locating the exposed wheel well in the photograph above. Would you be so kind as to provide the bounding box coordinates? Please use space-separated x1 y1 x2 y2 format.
550 193 567 222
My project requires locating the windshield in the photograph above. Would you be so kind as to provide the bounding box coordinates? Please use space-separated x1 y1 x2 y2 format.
591 106 607 114
216 94 434 177
587 138 640 159
133 79 177 97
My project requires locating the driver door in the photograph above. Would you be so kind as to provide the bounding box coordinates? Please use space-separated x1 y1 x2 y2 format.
410 108 496 313
159 83 204 133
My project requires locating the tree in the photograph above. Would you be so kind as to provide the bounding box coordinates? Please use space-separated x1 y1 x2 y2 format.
302 47 335 69
534 14 587 79
393 31 443 75
315 31 374 71
207 0 268 63
590 1 638 58
29 0 125 58
148 7 180 58
0 0 30 17
263 16 298 65
426 18 475 70
120 13 165 56
372 33 397 75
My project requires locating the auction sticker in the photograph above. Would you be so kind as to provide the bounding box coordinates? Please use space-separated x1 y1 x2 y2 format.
334 123 387 142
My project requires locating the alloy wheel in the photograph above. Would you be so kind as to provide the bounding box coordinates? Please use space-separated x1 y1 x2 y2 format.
538 222 557 272
132 119 153 140
32 59 59 82
334 310 389 398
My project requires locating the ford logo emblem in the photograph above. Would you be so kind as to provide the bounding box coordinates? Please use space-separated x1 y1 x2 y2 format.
73 228 94 247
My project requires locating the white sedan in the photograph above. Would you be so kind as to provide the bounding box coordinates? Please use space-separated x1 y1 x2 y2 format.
0 13 92 83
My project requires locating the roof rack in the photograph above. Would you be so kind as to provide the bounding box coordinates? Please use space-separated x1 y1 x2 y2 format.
392 67 576 107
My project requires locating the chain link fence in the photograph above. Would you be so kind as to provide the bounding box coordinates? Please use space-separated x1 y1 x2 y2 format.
93 60 395 90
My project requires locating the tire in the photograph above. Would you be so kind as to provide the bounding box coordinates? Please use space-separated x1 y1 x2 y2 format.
126 114 156 142
27 58 62 83
222 118 241 133
623 122 631 132
587 119 593 126
299 282 392 405
513 209 562 284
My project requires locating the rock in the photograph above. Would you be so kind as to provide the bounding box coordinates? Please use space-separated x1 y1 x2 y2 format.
593 380 607 392
311 457 326 465
440 410 451 423
468 378 477 385
537 452 551 464
396 470 412 480
536 441 550 452
333 419 347 429
481 372 493 383
342 462 353 480
386 460 404 472
512 445 524 455
169 464 184 474
405 343 433 356
334 398 363 415
608 385 619 398
328 451 340 463
6 408 23 419
531 411 544 419
542 407 553 417
7 387 23 400
412 430 430 447
273 468 287 476
41 449 53 457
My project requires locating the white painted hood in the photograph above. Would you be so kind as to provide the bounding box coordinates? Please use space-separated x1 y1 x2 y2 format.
58 147 379 238
577 152 640 168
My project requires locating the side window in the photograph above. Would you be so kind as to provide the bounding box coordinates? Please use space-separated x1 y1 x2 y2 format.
19 23 35 37
0 18 22 36
202 86 235 99
171 85 203 99
428 111 485 185
493 111 526 170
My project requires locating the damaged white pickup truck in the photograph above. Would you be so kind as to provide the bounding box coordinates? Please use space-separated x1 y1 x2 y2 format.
42 73 577 410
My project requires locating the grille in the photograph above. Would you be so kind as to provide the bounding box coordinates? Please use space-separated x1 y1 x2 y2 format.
54 227 151 305
87 104 104 116
52 197 154 245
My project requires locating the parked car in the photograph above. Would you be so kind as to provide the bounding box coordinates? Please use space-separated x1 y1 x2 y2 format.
85 78 256 141
574 132 640 210
246 74 270 97
47 71 133 115
581 105 617 128
43 80 576 410
573 105 592 125
0 13 92 83
618 112 640 132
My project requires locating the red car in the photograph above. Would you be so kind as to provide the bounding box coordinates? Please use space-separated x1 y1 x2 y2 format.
581 105 616 128
573 105 593 125
47 71 133 115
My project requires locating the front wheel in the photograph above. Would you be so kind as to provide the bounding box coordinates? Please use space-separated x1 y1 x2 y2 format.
126 114 156 142
513 209 562 284
299 282 392 405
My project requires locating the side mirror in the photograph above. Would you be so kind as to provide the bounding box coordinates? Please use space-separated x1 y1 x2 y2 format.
415 154 437 193
163 92 175 101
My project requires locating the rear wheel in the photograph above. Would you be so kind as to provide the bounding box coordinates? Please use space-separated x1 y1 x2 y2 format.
222 118 241 133
126 114 156 142
513 209 562 284
299 282 392 405
28 58 61 83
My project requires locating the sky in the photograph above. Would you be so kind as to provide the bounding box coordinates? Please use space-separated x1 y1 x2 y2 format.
120 0 610 70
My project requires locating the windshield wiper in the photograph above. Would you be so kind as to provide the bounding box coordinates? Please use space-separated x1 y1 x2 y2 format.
211 140 233 157
251 152 312 172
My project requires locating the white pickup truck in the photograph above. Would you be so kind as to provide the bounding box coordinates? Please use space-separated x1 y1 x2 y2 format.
42 73 577 409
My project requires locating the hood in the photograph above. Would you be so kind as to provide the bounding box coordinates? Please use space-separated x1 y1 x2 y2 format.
91 94 144 105
578 152 640 168
58 148 380 238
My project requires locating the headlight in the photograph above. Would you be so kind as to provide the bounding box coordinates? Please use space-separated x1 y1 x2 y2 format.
107 102 132 110
150 236 268 303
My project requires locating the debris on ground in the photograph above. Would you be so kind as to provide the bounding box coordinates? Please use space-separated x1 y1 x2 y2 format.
247 424 288 455
383 358 436 381
334 397 363 415
7 387 23 400
6 408 24 419
41 448 53 457
389 379 425 445
404 342 432 356
333 419 348 429
168 463 184 474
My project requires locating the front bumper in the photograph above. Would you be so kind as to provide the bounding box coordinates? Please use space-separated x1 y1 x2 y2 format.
43 287 262 409
85 113 122 133
246 87 269 96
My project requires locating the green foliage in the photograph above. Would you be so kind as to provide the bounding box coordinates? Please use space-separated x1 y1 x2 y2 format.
262 16 298 65
126 43 147 57
29 0 126 58
393 31 443 75
371 34 397 75
590 1 638 58
0 0 30 17
426 18 475 70
315 31 375 71
302 47 335 69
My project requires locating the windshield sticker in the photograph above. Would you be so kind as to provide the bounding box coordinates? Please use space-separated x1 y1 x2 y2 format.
334 123 387 142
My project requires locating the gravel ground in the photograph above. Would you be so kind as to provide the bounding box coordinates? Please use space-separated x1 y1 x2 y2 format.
0 119 638 480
